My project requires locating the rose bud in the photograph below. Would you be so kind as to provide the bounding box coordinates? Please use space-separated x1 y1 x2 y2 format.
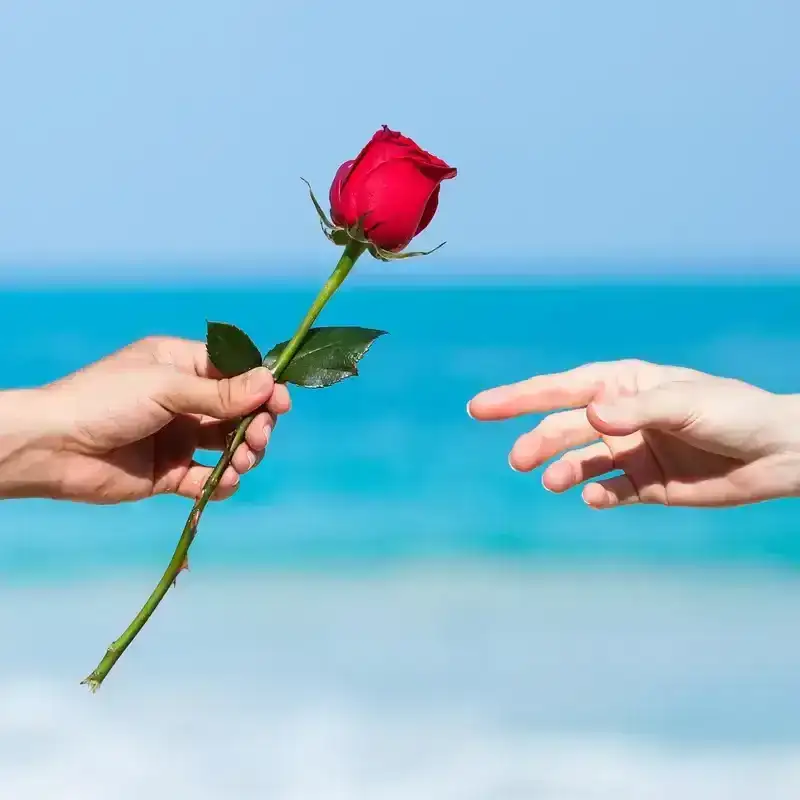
328 125 457 253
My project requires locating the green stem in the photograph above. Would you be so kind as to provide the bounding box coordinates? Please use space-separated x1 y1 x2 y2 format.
82 240 366 691
267 240 366 377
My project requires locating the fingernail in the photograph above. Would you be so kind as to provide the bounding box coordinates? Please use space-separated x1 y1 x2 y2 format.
263 425 272 444
541 475 553 493
508 454 521 473
466 401 475 419
581 487 601 508
245 367 272 394
246 451 256 469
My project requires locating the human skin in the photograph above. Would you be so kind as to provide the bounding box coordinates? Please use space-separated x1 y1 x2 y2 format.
0 336 290 504
468 359 800 508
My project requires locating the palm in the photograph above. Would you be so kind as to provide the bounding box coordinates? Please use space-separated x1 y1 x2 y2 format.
575 362 738 504
598 426 741 506
53 415 207 504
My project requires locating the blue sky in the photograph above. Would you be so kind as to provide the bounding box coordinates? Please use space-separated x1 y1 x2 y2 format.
0 1 798 272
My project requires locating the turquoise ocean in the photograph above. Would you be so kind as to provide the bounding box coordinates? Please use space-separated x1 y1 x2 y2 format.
3 278 800 798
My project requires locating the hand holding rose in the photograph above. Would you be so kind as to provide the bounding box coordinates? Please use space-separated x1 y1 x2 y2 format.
0 337 289 505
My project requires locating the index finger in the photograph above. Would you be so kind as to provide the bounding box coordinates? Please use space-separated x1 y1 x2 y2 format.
115 336 223 378
148 337 224 379
467 363 608 421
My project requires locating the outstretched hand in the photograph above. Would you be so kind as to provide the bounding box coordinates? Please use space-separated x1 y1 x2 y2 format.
468 360 800 508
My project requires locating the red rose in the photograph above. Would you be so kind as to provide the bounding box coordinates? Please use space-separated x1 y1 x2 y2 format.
329 125 457 253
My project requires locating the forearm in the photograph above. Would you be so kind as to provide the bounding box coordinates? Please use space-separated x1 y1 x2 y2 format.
0 388 61 499
749 391 800 500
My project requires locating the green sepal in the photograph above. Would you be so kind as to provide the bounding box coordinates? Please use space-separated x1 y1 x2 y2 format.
369 241 447 261
301 178 335 230
331 228 350 246
321 223 352 247
345 214 373 245
320 220 335 242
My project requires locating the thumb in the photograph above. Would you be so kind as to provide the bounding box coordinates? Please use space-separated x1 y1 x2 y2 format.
158 366 275 419
587 381 698 436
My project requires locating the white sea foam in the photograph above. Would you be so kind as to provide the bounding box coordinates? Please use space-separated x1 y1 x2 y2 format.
2 677 800 800
4 567 800 798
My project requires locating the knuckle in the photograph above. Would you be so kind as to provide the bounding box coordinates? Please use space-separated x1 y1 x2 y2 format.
125 335 176 364
621 358 649 371
535 412 567 438
139 335 169 353
578 361 612 386
584 359 618 373
150 336 184 363
216 378 235 410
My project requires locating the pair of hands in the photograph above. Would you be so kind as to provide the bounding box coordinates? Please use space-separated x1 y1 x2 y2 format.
1 340 798 508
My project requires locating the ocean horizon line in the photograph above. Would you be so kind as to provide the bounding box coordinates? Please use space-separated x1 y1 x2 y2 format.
0 255 798 287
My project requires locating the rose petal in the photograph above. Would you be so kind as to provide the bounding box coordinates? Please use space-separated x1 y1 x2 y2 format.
334 132 414 228
330 126 456 247
342 127 412 192
415 185 440 236
414 148 456 175
355 159 443 251
329 160 354 225
378 126 456 178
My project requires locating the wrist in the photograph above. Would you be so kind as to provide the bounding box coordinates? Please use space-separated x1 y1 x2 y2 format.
778 394 800 449
770 393 800 498
0 388 64 500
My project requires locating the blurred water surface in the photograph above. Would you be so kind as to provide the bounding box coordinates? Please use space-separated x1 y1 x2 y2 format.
2 280 800 798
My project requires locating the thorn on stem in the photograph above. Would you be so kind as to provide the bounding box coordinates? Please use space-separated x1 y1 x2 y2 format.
172 555 190 588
